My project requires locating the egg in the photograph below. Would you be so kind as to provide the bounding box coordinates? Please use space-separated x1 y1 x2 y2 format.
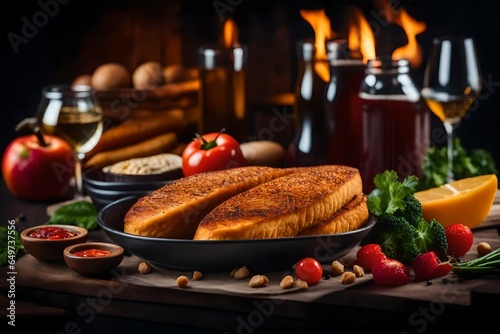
132 61 164 90
91 63 131 90
71 74 92 88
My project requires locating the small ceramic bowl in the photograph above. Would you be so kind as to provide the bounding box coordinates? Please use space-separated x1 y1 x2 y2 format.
63 242 124 276
83 168 171 190
20 225 88 262
82 168 178 211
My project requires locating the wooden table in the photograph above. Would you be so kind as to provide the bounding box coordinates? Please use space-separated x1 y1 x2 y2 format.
1 179 500 333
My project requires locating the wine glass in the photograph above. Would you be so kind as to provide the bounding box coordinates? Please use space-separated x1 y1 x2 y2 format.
36 84 104 198
421 36 481 183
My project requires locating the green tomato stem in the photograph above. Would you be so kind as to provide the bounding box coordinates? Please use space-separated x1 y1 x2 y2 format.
196 128 226 151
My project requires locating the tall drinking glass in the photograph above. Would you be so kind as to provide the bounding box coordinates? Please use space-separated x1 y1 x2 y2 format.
198 44 248 142
421 37 481 183
37 84 103 198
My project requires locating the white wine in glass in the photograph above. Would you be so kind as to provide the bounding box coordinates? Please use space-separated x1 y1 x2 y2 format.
421 36 481 183
37 84 103 198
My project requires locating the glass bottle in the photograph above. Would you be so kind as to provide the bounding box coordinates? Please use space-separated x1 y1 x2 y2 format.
287 40 330 167
323 39 366 168
359 58 430 192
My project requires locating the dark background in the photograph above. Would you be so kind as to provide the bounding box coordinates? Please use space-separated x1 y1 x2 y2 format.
2 0 500 171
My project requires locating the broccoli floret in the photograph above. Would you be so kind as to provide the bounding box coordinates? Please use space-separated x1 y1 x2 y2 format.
363 215 420 265
414 218 448 259
394 195 423 228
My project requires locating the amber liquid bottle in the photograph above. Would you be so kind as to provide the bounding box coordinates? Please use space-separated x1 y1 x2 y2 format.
359 58 430 192
287 40 330 167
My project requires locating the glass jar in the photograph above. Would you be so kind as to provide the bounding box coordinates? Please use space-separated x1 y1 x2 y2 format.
323 39 366 168
287 40 330 166
359 58 430 192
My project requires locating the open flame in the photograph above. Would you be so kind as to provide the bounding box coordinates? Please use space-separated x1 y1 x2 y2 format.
387 8 426 68
299 9 334 82
346 1 426 68
221 18 239 47
347 7 376 63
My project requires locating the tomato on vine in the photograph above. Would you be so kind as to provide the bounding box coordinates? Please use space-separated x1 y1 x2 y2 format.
181 129 247 177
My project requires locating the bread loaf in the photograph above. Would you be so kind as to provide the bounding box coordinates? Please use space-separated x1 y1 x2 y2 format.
193 165 364 240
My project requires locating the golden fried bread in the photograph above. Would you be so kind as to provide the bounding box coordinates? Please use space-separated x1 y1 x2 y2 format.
297 194 368 236
123 166 295 239
193 165 363 240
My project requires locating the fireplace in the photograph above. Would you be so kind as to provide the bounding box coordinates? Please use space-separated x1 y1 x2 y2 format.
2 0 500 170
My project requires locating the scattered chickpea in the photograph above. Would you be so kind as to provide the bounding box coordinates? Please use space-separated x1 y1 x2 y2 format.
249 275 268 288
230 268 238 277
295 278 308 290
234 266 250 280
331 260 345 276
176 275 189 288
352 265 365 278
138 261 152 274
477 242 492 257
192 271 203 281
280 275 294 289
340 271 356 285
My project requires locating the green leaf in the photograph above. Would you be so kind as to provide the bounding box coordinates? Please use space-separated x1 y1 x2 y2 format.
368 170 418 216
0 226 25 267
45 201 98 230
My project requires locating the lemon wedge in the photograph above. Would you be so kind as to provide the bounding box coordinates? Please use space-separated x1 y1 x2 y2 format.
414 174 498 229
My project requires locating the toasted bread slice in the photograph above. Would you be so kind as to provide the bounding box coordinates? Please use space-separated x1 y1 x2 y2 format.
123 166 295 239
193 165 363 240
297 194 368 236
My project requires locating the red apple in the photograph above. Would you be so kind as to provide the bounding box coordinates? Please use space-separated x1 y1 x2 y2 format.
2 134 75 200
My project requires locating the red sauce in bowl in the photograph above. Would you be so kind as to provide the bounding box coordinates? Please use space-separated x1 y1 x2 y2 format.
73 249 112 257
29 226 77 240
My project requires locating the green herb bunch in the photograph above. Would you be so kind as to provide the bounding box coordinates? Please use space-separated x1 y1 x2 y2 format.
419 137 498 190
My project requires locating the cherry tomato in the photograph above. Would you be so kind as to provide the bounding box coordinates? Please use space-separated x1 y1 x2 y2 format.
356 244 387 271
445 223 473 258
295 257 323 285
181 130 247 177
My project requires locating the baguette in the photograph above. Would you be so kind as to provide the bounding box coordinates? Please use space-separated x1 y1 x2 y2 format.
84 132 178 170
86 109 186 158
150 80 200 99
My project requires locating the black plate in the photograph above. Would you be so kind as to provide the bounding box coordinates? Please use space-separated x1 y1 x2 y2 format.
97 197 376 273
84 187 152 211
